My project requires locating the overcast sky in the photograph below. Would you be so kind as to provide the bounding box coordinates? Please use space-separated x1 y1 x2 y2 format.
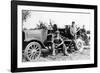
23 10 91 30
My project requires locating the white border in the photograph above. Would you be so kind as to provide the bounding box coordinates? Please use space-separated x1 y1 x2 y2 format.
18 5 94 68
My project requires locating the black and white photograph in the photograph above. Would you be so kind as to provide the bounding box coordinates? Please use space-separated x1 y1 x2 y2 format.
11 1 97 72
22 10 91 62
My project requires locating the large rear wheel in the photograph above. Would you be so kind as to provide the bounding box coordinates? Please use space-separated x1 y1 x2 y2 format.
24 42 41 61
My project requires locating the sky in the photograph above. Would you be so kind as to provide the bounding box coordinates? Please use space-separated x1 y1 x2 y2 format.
23 10 91 30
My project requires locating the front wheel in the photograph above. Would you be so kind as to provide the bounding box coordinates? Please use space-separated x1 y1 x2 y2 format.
24 41 41 61
75 38 84 52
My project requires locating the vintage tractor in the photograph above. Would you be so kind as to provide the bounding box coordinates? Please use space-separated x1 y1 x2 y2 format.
23 23 88 61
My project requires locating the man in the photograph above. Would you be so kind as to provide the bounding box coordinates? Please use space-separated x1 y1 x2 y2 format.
81 25 86 33
70 21 77 39
52 24 58 56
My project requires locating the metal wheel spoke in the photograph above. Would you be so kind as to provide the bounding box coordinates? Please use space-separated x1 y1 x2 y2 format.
33 54 36 59
29 46 32 49
35 52 39 57
31 55 33 59
36 49 40 51
35 53 39 59
32 53 36 59
28 51 31 54
28 54 32 58
35 46 38 49
34 45 37 48
28 49 31 52
32 45 34 49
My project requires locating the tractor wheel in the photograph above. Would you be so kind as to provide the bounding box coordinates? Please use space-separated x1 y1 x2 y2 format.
24 41 41 61
64 41 76 55
75 38 84 52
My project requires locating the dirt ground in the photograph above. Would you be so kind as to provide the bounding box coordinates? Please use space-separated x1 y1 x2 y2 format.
22 48 90 62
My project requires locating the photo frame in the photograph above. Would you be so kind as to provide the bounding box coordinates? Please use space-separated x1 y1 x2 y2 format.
11 1 97 72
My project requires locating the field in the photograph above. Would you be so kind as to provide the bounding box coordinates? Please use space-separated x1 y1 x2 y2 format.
22 48 90 62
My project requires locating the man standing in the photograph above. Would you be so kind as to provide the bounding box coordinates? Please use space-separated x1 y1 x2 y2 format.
70 21 77 39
